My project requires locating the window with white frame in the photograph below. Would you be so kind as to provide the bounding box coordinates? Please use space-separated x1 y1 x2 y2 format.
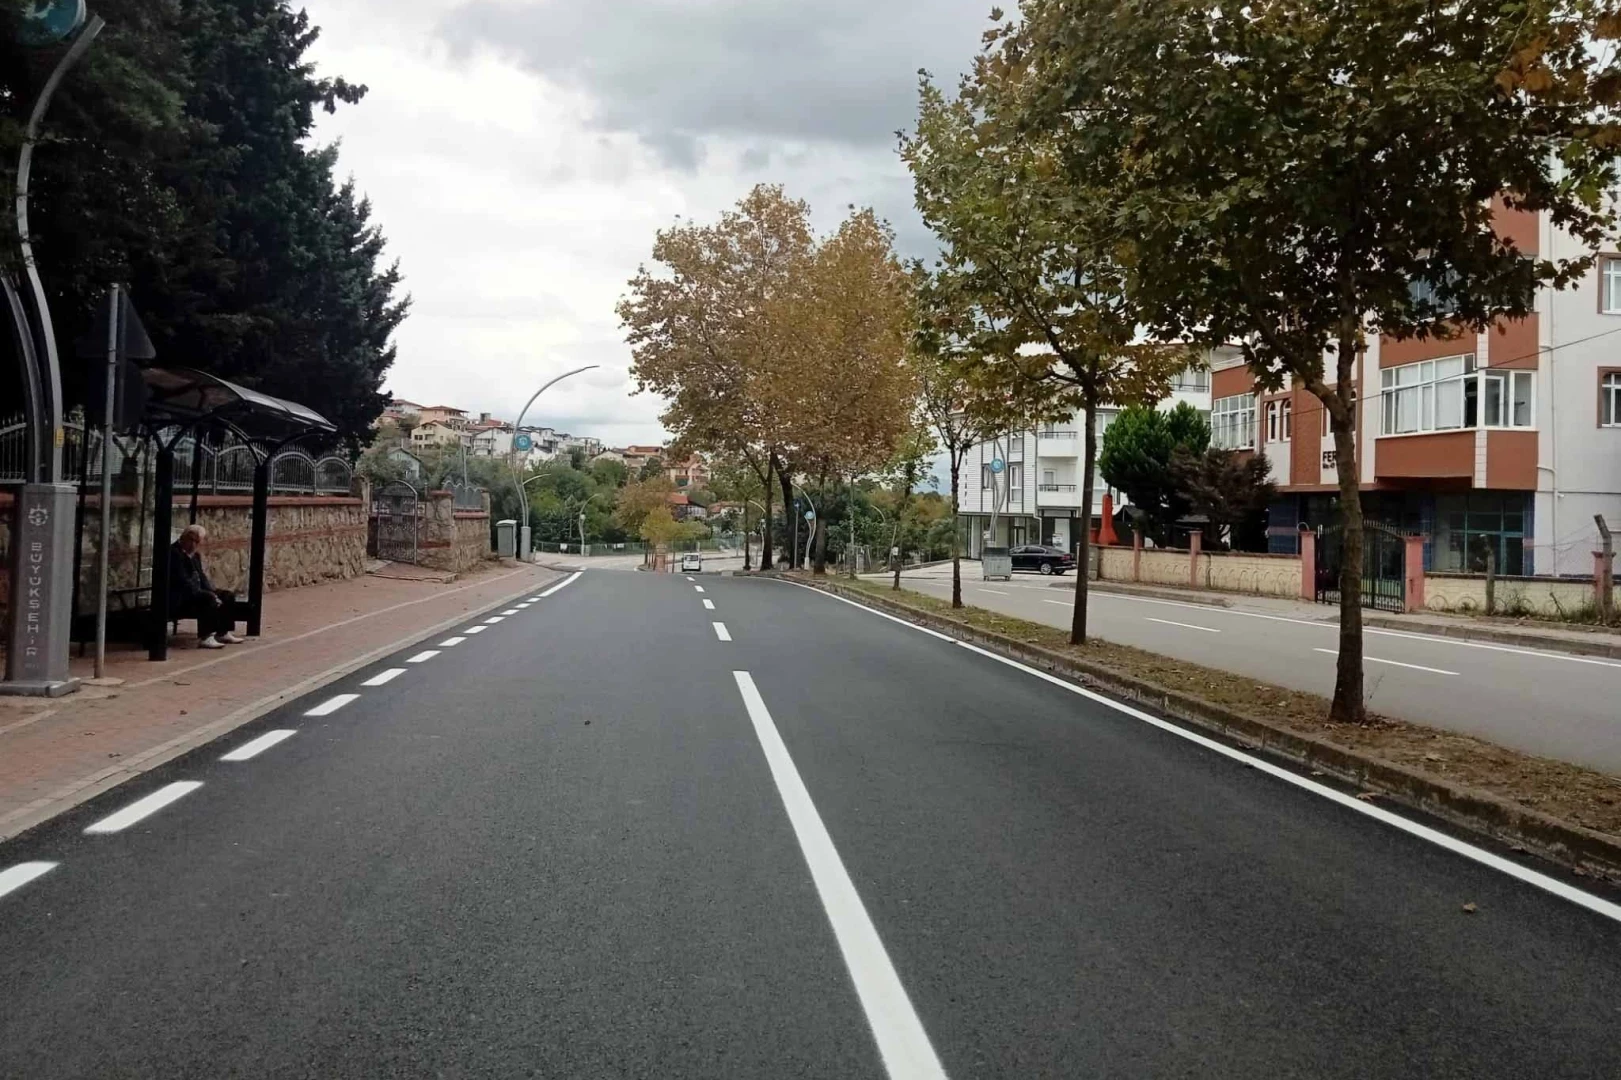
1265 399 1293 442
1173 366 1210 392
1604 372 1621 427
1604 257 1621 314
1211 394 1255 450
1380 354 1533 434
1265 400 1280 442
981 463 992 490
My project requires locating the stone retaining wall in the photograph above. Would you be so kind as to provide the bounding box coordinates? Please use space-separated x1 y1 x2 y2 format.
417 490 493 574
1 490 367 622
1094 541 1303 598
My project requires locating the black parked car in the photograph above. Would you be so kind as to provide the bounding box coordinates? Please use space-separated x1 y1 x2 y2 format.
1010 544 1076 575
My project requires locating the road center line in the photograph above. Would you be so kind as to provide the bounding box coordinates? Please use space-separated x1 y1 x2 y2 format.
361 668 407 686
1146 617 1221 634
732 672 947 1079
220 729 296 762
703 598 716 610
1312 648 1456 676
798 581 1621 926
406 650 440 664
84 781 203 835
304 693 360 716
463 625 488 635
0 861 57 901
713 622 732 642
438 636 466 647
540 571 583 597
685 576 694 581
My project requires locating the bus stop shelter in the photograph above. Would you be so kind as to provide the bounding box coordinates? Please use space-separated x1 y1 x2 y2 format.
137 367 335 660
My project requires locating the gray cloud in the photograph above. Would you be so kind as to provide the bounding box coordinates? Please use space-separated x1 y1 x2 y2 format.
441 0 993 164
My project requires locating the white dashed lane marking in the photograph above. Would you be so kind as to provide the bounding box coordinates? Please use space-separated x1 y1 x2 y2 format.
501 609 521 616
305 693 360 717
438 636 467 647
361 668 407 686
703 599 715 610
406 650 440 664
713 622 732 642
1313 648 1456 676
1145 617 1220 634
221 730 297 762
464 625 488 635
483 616 505 624
0 862 57 901
84 782 203 835
695 586 706 594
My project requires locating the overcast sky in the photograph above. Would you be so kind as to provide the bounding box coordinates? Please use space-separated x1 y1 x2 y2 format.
301 0 995 447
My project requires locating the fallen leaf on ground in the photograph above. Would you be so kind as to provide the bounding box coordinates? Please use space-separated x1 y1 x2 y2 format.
1462 902 1478 914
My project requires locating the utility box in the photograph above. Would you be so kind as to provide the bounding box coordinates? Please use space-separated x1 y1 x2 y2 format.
496 519 516 559
981 546 1013 581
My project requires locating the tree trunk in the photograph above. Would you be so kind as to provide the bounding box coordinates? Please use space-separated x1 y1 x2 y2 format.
760 454 776 570
893 455 917 591
847 471 858 578
812 468 829 575
1326 340 1367 724
1071 404 1098 645
950 456 963 608
778 466 797 568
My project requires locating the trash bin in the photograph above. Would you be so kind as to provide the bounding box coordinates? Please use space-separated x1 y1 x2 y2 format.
981 545 1013 581
496 519 516 559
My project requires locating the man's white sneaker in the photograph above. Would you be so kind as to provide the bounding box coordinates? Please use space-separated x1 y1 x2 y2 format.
198 635 225 649
218 632 244 644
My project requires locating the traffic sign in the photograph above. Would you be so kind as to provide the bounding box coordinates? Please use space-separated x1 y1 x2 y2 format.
990 458 1004 474
513 433 533 452
19 0 86 45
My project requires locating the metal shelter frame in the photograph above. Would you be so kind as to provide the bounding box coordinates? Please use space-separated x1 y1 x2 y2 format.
136 368 336 660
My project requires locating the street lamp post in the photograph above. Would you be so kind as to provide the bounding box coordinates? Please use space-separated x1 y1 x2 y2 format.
746 498 768 571
508 365 599 561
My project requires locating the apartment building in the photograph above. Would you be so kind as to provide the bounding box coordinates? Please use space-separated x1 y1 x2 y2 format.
416 405 469 430
957 357 1223 556
1217 202 1621 578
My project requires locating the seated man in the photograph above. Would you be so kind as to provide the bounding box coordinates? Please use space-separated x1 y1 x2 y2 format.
168 524 244 649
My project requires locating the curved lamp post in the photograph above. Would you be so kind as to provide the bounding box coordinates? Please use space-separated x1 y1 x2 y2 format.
508 365 599 558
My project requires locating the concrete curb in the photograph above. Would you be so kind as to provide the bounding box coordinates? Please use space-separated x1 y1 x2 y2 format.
0 566 557 845
1365 615 1621 660
807 579 1621 885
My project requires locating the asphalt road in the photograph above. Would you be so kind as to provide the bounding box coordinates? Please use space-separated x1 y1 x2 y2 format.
3 569 1621 1077
886 566 1621 775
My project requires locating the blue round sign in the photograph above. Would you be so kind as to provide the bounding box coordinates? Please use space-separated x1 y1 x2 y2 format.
19 0 86 45
513 433 533 452
990 458 1005 474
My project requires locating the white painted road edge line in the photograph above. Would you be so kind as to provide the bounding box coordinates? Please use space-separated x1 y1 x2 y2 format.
540 571 583 598
220 729 297 762
84 781 203 835
304 693 360 717
1146 617 1220 634
800 581 1621 926
406 650 440 664
792 582 956 642
732 672 948 1080
464 625 488 634
438 636 467 647
1313 648 1456 676
0 861 57 900
713 622 732 642
703 598 716 610
361 668 407 687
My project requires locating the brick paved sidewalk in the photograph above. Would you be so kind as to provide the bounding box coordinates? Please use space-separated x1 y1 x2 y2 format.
0 560 558 842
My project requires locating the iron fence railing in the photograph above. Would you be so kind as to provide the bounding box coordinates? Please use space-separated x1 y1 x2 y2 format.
1 410 354 495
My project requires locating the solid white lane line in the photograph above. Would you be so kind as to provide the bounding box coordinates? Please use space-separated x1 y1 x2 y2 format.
438 636 467 647
713 622 732 642
1146 617 1221 634
732 672 947 1079
695 585 706 594
0 861 57 900
464 625 488 634
484 616 505 624
806 583 1621 927
1313 648 1456 676
501 609 521 616
406 650 440 664
703 599 716 610
84 781 203 835
361 668 407 686
540 571 583 597
220 729 296 762
304 693 360 717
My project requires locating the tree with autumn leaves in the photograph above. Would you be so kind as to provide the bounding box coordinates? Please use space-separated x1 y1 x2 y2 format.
620 186 917 576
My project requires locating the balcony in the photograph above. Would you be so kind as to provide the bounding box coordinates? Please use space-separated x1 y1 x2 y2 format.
1039 430 1077 440
1036 483 1083 508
